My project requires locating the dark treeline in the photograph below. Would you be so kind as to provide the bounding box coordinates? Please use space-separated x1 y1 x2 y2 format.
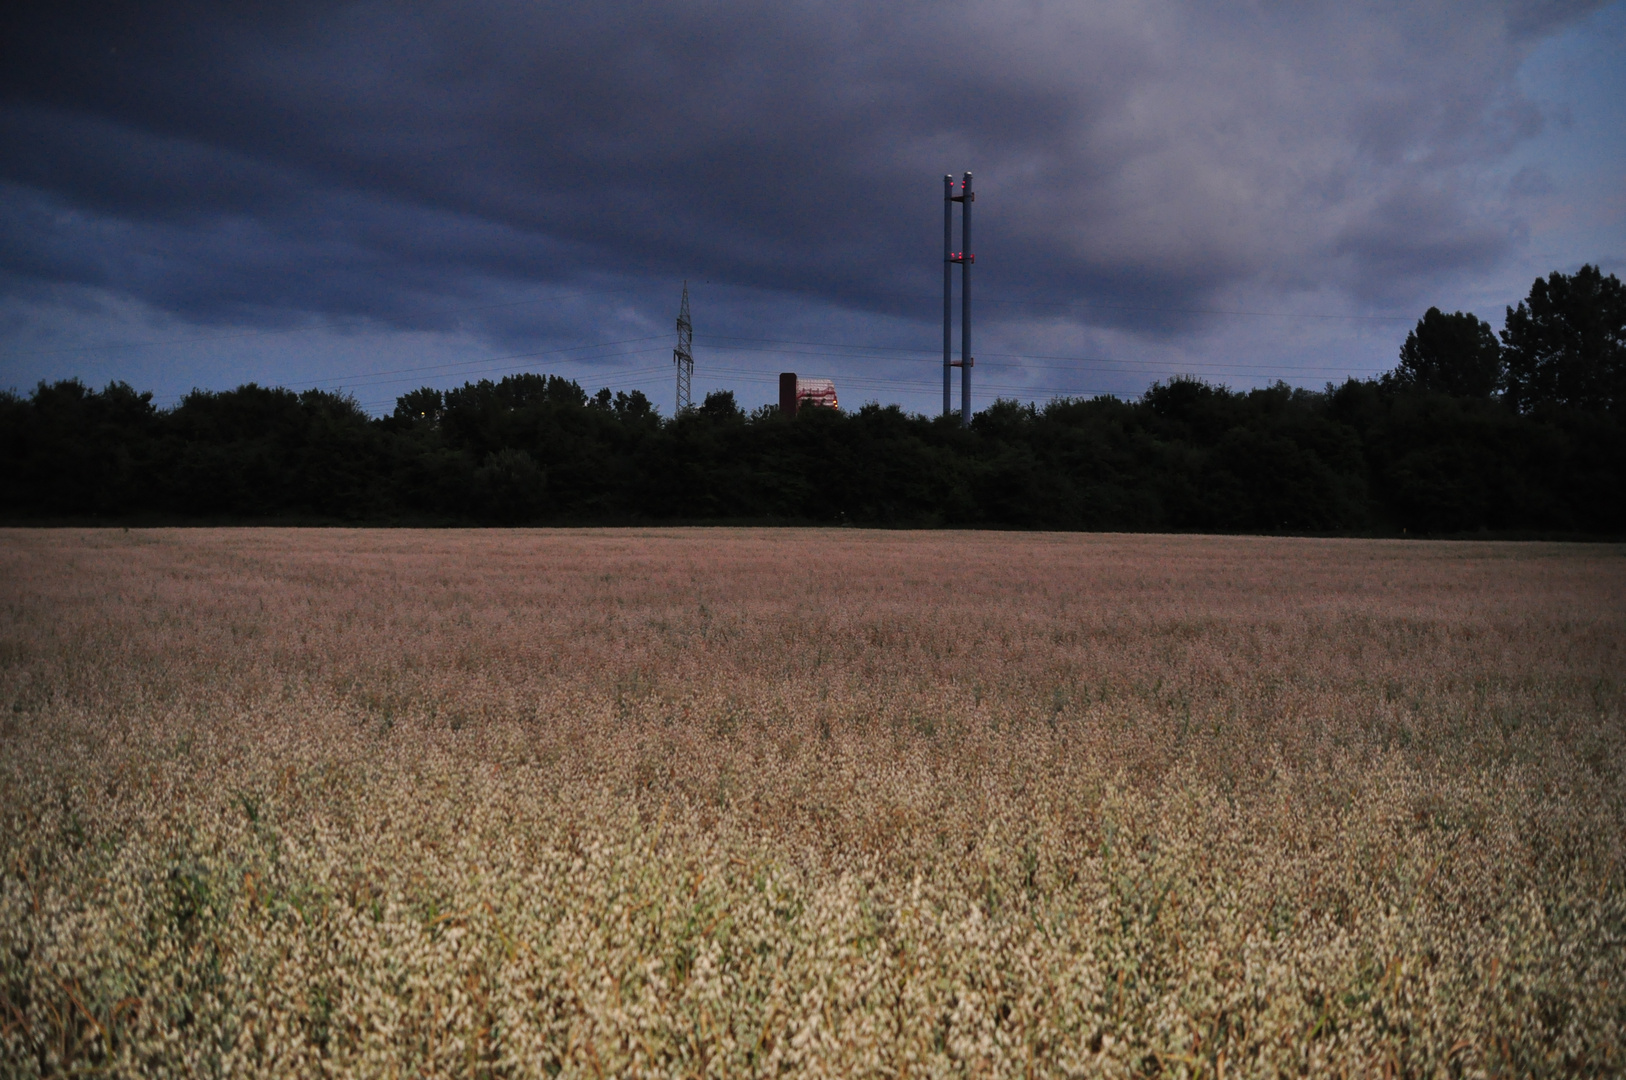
4 265 1623 533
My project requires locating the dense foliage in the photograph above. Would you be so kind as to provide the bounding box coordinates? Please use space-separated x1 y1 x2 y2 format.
4 267 1622 532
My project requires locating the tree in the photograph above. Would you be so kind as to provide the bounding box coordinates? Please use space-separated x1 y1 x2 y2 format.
1388 307 1502 397
472 448 547 522
697 390 744 423
1501 264 1626 413
395 387 443 425
612 390 658 424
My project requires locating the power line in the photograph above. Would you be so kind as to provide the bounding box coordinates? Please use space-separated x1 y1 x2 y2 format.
355 365 671 413
303 348 672 396
699 279 1414 322
700 333 930 355
965 296 1414 321
4 285 613 359
12 280 1416 364
142 338 1376 413
117 314 1390 415
694 337 1374 378
144 336 671 406
703 363 1115 402
288 337 667 391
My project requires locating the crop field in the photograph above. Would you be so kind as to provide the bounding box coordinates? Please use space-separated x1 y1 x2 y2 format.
1 528 1623 1078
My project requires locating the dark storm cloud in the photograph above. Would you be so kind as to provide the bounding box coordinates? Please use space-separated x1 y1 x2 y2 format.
0 0 1605 340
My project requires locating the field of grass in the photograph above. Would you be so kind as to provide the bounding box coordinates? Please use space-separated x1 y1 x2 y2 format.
1 528 1623 1077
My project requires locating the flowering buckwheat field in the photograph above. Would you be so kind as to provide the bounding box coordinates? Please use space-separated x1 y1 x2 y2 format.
1 528 1622 1078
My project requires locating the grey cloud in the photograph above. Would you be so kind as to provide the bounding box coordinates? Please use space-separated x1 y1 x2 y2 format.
0 0 1604 343
1333 183 1515 302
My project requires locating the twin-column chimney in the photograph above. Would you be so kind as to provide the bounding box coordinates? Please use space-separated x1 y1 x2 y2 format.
945 173 974 425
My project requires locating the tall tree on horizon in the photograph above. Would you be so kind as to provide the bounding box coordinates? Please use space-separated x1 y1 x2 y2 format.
1500 265 1626 413
1388 308 1502 397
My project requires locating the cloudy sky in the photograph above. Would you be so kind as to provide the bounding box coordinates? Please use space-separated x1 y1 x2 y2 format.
2 0 1622 417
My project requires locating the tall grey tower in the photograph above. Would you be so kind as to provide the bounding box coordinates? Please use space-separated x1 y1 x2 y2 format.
673 282 693 414
944 173 974 425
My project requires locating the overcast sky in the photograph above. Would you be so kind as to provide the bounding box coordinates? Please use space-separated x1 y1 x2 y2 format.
2 0 1622 417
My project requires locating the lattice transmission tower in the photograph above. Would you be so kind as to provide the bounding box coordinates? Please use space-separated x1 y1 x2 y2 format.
673 281 694 414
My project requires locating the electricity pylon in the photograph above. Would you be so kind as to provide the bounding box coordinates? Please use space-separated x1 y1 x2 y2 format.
674 282 693 414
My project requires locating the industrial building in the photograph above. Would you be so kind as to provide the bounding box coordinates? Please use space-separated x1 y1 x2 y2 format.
778 373 838 416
